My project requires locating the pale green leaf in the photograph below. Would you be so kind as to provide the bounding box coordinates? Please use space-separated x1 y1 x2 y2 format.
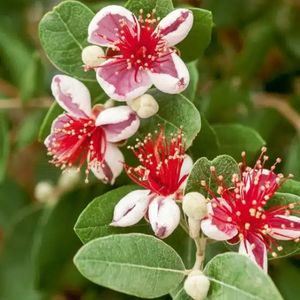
185 155 239 196
74 233 186 298
39 0 95 81
204 253 283 300
74 185 150 244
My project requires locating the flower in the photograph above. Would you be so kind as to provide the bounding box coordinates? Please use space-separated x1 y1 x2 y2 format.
200 148 300 271
111 128 193 238
87 5 193 101
45 75 140 184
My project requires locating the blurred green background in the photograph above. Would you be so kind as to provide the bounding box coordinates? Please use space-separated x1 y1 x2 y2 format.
0 0 300 299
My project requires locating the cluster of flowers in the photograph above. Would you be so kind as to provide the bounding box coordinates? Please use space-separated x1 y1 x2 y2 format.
45 4 300 274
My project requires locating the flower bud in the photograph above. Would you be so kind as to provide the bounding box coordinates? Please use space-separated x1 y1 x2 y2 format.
184 270 210 300
34 182 56 204
148 196 180 239
81 45 105 68
111 190 150 227
128 94 159 118
58 168 81 191
182 192 207 220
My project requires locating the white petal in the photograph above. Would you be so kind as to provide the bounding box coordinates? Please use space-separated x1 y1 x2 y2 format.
111 189 150 227
88 5 135 47
91 143 124 184
201 218 238 241
96 106 140 142
180 155 193 190
239 239 268 272
96 60 152 101
148 196 180 239
51 75 92 118
270 215 300 240
149 53 190 94
157 9 193 46
180 155 193 178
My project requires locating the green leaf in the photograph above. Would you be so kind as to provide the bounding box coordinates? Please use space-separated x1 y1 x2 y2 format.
38 102 63 142
74 233 186 298
266 192 300 259
0 178 28 231
74 185 150 244
278 179 300 196
190 114 219 160
182 61 199 101
20 53 45 103
125 0 173 18
16 111 45 148
0 115 9 182
39 0 95 81
204 253 283 300
34 188 105 291
185 155 239 196
178 8 213 62
138 89 201 148
0 24 32 87
0 206 43 300
213 124 265 161
284 136 300 180
172 285 192 300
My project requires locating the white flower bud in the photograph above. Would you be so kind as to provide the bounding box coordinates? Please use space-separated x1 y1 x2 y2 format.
128 94 159 118
184 270 210 300
183 192 207 220
34 182 56 204
58 168 81 191
111 190 150 227
188 218 201 239
81 45 105 68
148 196 180 239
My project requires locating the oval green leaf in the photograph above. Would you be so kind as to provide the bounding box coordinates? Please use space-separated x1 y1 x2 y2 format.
213 124 265 161
39 0 95 81
74 233 186 298
125 0 173 18
178 8 213 62
185 155 239 196
204 253 283 300
138 89 201 149
74 185 151 244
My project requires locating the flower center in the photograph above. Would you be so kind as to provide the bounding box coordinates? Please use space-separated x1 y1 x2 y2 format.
46 114 106 177
107 10 170 73
125 129 187 197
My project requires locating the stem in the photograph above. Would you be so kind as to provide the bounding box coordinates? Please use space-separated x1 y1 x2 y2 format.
192 234 207 270
253 92 300 136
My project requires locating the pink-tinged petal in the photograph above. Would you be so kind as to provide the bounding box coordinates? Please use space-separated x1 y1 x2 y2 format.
180 155 193 178
149 53 190 94
88 5 135 47
180 154 193 189
201 218 238 241
157 9 193 46
44 113 70 147
91 143 124 184
148 196 180 239
269 215 300 240
111 189 150 227
96 106 140 142
51 75 92 118
96 59 152 101
239 235 268 272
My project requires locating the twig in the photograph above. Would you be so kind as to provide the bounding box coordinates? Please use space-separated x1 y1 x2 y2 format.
192 235 207 270
253 92 300 135
0 97 52 109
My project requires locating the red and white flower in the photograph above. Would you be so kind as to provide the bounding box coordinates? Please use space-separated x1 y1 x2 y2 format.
45 75 140 184
111 129 193 238
201 148 300 271
87 5 193 101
